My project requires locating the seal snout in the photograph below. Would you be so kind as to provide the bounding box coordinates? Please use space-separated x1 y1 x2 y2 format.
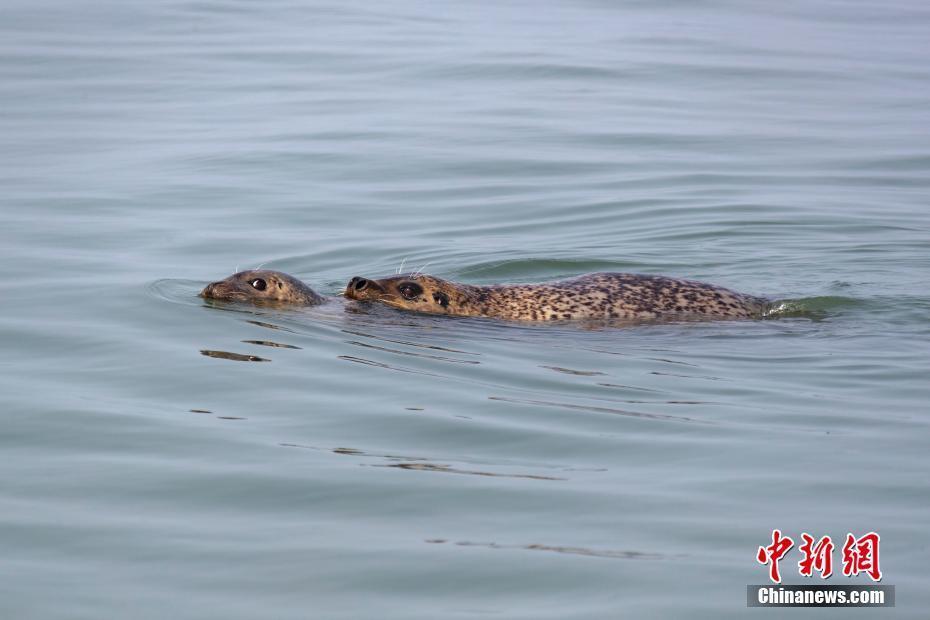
345 276 383 300
200 279 237 300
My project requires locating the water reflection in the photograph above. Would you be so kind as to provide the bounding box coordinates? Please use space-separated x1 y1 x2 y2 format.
200 349 271 362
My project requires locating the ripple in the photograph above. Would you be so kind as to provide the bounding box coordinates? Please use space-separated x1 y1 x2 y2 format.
280 444 568 481
540 366 606 376
147 278 204 307
241 339 301 349
763 295 864 318
488 396 711 425
428 539 672 561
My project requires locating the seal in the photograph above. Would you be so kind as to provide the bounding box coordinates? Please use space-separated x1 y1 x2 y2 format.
200 270 326 305
344 272 768 321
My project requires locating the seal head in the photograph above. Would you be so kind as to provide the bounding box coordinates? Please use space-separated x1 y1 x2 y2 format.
201 270 325 305
346 274 476 315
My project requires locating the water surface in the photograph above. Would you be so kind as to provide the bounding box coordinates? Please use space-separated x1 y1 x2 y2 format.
2 1 929 618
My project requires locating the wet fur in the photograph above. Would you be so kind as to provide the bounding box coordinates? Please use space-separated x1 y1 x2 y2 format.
345 272 768 321
200 270 326 306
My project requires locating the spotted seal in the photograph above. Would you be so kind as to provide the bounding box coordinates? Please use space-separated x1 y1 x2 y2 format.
344 272 768 321
200 270 326 305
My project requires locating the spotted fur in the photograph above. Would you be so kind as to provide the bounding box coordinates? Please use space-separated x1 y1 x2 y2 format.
345 272 768 321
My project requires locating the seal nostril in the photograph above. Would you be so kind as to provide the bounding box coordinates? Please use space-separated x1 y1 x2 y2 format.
353 278 369 291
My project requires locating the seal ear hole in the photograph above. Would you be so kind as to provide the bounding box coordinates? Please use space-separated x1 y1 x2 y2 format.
277 282 283 289
433 292 450 307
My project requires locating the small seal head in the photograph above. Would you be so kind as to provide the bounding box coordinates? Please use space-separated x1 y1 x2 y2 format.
346 274 475 315
201 270 325 305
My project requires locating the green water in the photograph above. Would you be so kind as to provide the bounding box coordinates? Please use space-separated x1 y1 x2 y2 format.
2 1 929 618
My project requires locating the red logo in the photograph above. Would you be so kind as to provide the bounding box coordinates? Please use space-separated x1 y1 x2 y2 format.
756 529 794 584
842 532 882 581
758 530 882 583
798 533 834 578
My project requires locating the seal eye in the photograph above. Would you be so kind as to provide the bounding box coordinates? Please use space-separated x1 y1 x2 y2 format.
432 292 449 307
250 278 267 291
398 282 422 300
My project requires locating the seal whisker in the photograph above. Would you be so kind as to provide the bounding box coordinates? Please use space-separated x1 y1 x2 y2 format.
397 257 408 275
413 262 431 277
